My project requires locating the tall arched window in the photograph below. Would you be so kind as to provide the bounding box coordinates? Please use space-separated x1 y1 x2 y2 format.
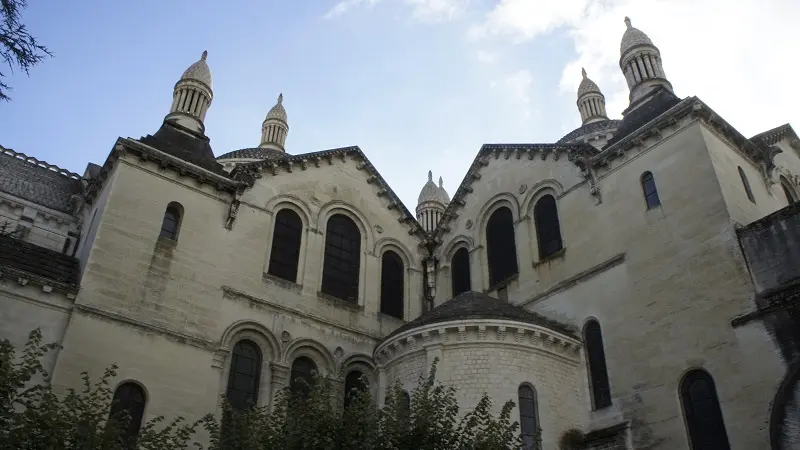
738 166 755 203
518 384 539 450
680 370 730 450
160 202 183 240
380 251 405 319
585 320 611 409
451 247 471 296
780 176 797 204
534 195 563 259
321 214 361 302
401 390 411 411
110 382 146 443
290 356 318 398
267 209 303 283
641 171 661 209
226 340 262 410
486 206 518 287
344 370 368 409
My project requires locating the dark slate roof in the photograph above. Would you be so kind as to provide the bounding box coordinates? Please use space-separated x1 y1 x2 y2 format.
0 150 82 214
0 234 80 286
557 119 621 144
137 121 228 177
383 291 577 342
604 87 682 148
217 147 288 161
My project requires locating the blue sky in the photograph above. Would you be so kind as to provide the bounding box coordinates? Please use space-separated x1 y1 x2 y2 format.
1 0 797 210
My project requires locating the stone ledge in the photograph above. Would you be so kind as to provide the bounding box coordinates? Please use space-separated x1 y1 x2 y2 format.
316 291 362 312
263 272 303 293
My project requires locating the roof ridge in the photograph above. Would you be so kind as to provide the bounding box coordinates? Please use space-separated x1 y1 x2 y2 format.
0 145 83 180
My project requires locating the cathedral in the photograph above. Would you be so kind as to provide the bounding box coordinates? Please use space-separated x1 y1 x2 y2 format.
2 17 800 450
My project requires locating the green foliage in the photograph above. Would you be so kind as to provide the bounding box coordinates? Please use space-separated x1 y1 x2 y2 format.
1 0 52 101
1 330 530 449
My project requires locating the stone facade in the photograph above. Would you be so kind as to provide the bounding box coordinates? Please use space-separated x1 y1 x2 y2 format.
2 18 800 450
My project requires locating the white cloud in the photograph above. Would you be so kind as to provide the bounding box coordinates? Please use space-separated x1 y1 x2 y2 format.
325 0 465 22
476 49 496 63
496 69 534 118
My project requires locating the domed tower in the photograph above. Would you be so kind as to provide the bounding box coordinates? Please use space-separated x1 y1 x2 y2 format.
577 68 608 125
619 17 673 103
260 93 289 152
165 51 213 134
417 171 450 233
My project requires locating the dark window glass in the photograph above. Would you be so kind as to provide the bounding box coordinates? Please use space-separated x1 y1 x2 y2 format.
160 203 182 240
267 209 303 283
321 214 361 302
486 207 518 286
401 390 411 411
290 356 317 398
344 370 368 409
518 385 539 450
380 251 405 319
534 195 563 259
226 340 262 410
110 382 146 444
641 171 661 209
681 370 731 450
585 320 612 409
451 247 471 296
738 166 755 203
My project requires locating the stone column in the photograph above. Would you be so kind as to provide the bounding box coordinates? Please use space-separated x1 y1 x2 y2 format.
377 365 388 408
270 362 290 411
514 218 535 287
469 246 485 292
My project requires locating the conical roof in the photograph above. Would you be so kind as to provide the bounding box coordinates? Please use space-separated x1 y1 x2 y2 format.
620 17 653 54
577 68 602 98
265 93 287 123
181 51 213 89
418 171 450 205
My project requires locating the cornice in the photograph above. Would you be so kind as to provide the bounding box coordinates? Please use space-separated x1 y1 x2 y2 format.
374 318 582 367
0 266 79 297
0 145 83 180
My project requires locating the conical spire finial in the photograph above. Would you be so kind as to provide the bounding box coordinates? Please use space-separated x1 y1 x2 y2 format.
581 67 587 78
428 170 433 181
201 50 208 61
624 16 631 29
438 176 443 188
278 93 283 104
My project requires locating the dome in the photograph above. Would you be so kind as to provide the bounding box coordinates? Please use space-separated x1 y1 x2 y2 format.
620 17 653 54
557 119 621 144
417 171 450 205
216 147 288 161
265 93 287 123
181 51 213 89
577 68 602 98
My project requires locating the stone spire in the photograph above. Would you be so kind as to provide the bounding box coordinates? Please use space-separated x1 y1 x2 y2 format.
417 171 450 233
165 51 213 134
260 93 289 151
576 68 608 125
619 17 673 103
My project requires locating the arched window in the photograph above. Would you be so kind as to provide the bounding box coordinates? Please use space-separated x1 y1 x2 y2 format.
780 176 797 204
486 206 518 287
451 247 471 296
738 166 755 203
267 209 303 283
534 195 563 260
401 390 411 411
226 340 262 410
290 356 317 398
641 171 661 209
344 370 368 409
518 384 539 450
321 214 361 302
585 320 611 409
159 202 183 240
109 382 146 443
680 370 731 450
380 251 404 319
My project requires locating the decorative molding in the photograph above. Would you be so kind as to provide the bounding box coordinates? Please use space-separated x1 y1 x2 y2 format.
522 253 626 307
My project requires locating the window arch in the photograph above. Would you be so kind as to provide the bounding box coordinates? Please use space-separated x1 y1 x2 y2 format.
486 206 518 287
321 214 361 302
518 384 540 450
585 320 611 409
451 247 471 296
641 171 661 209
344 370 368 409
226 340 262 410
680 370 730 449
534 195 563 259
267 208 303 283
401 390 411 411
780 176 797 204
380 250 404 319
159 202 183 240
109 382 146 443
738 166 755 203
290 356 318 398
